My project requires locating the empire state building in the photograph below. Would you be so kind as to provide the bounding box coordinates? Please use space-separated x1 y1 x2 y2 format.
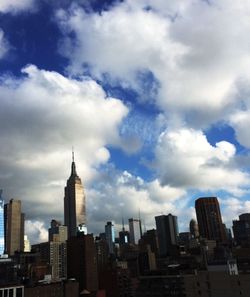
64 153 86 238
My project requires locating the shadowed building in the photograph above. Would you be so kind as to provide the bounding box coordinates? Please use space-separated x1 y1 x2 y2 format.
67 233 98 294
233 213 250 247
4 199 24 255
64 152 86 238
105 221 115 255
195 197 226 243
155 214 179 257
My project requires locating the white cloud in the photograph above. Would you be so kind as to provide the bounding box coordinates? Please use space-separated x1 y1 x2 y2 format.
219 197 250 229
0 64 129 240
87 168 187 235
57 0 250 127
154 128 249 195
25 220 48 244
0 0 35 13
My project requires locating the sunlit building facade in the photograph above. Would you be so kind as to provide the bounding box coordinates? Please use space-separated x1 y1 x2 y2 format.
4 199 25 255
129 218 142 244
64 153 86 238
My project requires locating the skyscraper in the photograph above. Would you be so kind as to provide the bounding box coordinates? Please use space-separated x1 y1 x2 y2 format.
105 221 115 254
0 190 4 255
4 199 25 255
155 214 179 257
129 218 142 244
64 152 86 238
195 197 226 243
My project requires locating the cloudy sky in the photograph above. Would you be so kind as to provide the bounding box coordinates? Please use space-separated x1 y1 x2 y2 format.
1 0 250 243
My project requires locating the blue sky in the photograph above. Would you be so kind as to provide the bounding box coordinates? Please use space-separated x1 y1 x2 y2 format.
0 0 250 243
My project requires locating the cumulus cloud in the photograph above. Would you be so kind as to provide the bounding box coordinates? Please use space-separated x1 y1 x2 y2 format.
0 0 35 13
154 128 249 195
219 197 250 229
87 168 187 235
56 0 250 128
0 65 129 240
25 220 48 244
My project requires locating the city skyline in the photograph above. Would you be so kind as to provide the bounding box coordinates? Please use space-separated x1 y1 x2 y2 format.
1 1 250 243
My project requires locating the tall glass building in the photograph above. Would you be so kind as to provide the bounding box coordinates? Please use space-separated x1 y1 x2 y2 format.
0 189 4 255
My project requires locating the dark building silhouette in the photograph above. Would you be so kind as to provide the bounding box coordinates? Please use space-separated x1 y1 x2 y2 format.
195 197 226 243
119 230 130 246
24 280 79 297
67 233 98 295
105 221 115 255
64 153 86 239
4 199 24 255
139 229 159 257
233 213 250 247
155 214 179 257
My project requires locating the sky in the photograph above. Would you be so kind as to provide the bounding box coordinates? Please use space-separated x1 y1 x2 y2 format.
1 0 250 244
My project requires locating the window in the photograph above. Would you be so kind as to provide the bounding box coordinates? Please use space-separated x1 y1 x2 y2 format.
16 288 23 297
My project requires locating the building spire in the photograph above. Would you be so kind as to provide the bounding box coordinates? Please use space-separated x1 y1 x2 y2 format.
72 146 74 162
71 147 77 176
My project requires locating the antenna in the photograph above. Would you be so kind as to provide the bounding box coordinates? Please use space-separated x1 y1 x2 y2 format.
72 146 74 162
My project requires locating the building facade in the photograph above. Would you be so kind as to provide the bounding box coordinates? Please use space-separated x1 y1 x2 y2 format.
129 218 142 245
155 214 179 257
195 197 226 243
4 199 24 255
64 153 86 239
105 221 115 254
48 220 68 280
67 233 98 294
233 213 250 247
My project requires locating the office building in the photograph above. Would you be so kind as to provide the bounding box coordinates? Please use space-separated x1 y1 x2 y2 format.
48 220 67 280
155 214 179 257
64 152 86 238
4 199 24 255
233 213 250 247
48 219 67 242
0 190 4 255
105 221 115 254
195 197 227 243
139 229 159 256
67 233 98 294
129 218 142 244
24 235 31 252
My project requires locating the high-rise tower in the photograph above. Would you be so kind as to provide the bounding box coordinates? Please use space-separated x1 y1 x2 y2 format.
155 214 179 257
64 152 86 238
195 197 226 243
4 199 25 255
